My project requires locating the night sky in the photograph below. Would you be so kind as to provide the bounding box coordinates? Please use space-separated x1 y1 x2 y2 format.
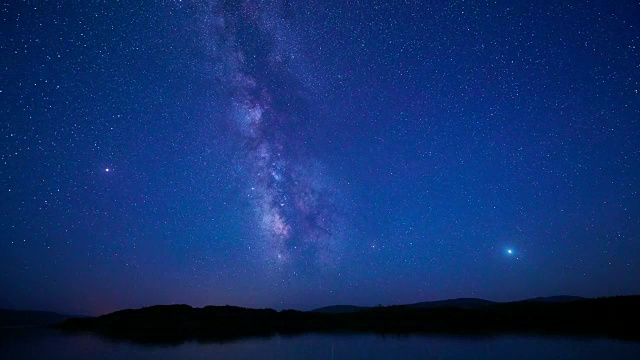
2 0 639 316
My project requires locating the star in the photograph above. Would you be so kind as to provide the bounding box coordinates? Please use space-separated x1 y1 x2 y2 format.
105 168 110 172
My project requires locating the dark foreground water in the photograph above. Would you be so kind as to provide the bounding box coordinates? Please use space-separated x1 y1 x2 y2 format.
1 329 640 360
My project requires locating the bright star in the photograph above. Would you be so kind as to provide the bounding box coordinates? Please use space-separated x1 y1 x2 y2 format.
105 168 110 172
507 249 513 254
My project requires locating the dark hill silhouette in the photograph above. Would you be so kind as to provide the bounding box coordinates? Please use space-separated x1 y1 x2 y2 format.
0 309 80 328
312 296 581 313
312 299 496 313
406 298 497 309
522 295 586 303
312 305 370 314
54 296 640 343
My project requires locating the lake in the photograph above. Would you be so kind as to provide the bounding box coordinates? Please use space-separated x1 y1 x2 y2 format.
1 329 639 359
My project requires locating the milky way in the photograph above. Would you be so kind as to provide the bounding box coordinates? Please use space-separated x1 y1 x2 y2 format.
199 0 342 266
4 0 640 315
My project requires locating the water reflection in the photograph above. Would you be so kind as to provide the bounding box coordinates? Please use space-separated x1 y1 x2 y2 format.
1 328 639 360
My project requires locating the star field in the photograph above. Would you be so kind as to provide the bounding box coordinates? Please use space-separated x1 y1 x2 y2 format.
1 0 639 315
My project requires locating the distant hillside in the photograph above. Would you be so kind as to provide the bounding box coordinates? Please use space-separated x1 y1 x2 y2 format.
406 298 497 309
0 309 82 328
522 296 586 303
312 305 371 314
56 296 640 343
312 296 583 313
